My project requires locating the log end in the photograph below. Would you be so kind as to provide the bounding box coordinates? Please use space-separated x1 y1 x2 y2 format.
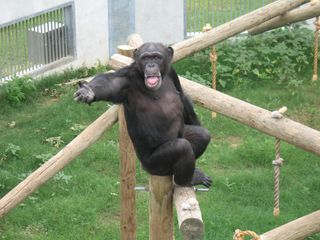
180 218 204 240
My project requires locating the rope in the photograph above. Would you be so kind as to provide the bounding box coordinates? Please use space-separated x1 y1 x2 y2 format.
312 17 319 81
210 47 218 118
273 138 284 217
270 107 286 217
210 47 217 90
274 138 281 160
233 229 260 240
202 23 218 118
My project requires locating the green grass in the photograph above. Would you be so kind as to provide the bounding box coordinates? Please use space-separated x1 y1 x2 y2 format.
0 62 320 239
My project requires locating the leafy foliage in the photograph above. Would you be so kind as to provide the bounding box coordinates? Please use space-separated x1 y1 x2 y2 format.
4 143 21 159
45 136 64 148
35 153 54 166
4 76 36 105
177 26 314 89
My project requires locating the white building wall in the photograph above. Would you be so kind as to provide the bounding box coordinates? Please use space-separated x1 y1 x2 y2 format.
135 0 185 44
0 0 69 24
0 0 184 77
0 0 110 75
72 0 109 66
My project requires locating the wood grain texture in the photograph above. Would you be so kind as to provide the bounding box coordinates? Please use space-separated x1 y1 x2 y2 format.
260 210 320 240
171 0 307 62
119 106 136 240
174 186 204 240
149 176 174 240
117 33 142 240
249 2 320 35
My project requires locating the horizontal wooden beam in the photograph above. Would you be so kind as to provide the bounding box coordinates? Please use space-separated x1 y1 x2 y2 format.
109 54 320 157
179 75 320 156
0 105 119 218
260 210 320 240
249 2 320 35
171 0 307 62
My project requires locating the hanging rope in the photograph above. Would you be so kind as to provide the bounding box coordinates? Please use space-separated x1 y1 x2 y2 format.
270 106 287 217
272 139 284 217
210 46 217 118
312 16 320 81
202 23 217 118
210 47 217 91
233 229 260 240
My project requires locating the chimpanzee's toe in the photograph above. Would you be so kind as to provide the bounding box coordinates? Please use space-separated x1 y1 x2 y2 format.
191 168 212 188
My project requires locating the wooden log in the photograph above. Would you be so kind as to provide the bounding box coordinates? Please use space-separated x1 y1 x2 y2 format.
118 45 135 58
174 186 204 240
179 76 320 156
117 34 143 59
260 210 320 240
108 54 320 157
172 0 307 62
0 105 119 218
249 2 320 35
127 33 144 49
149 175 174 240
119 106 136 240
118 34 142 240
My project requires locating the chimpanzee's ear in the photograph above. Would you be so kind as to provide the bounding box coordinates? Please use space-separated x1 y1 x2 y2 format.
167 46 174 62
167 47 174 57
133 48 138 61
133 46 143 61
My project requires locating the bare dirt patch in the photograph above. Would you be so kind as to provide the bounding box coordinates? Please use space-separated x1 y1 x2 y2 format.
227 136 243 148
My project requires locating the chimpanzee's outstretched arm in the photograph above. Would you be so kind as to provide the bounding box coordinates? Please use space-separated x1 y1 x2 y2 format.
169 68 200 126
74 66 131 104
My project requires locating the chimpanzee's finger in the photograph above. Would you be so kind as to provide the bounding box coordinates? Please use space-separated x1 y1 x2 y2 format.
74 90 81 97
78 81 84 88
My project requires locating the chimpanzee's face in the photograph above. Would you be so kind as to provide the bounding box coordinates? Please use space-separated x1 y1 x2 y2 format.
134 43 173 91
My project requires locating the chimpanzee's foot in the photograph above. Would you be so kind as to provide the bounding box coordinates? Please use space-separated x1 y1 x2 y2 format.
191 168 212 188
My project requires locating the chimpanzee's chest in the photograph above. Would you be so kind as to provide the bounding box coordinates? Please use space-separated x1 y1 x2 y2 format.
123 81 184 152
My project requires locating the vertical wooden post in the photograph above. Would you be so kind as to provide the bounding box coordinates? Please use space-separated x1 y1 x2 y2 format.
119 107 136 240
117 33 143 240
149 175 174 240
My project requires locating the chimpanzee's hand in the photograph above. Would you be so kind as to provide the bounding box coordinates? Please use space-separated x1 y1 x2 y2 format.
74 81 95 104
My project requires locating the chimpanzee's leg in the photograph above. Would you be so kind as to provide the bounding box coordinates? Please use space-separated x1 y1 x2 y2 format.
141 139 196 186
183 125 212 187
183 125 211 158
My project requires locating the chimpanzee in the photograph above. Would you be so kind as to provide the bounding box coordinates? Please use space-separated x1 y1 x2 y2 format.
74 42 211 187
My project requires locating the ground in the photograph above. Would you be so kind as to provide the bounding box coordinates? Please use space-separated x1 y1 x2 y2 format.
0 58 319 240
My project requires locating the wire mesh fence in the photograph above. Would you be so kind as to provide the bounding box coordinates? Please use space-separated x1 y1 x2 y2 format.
0 4 74 82
185 0 275 37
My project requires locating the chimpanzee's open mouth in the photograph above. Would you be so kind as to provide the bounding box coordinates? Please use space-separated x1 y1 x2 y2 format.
145 74 162 90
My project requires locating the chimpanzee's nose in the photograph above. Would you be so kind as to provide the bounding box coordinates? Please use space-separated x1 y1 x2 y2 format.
148 63 155 68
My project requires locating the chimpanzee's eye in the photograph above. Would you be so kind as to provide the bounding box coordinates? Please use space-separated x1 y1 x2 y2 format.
142 56 150 61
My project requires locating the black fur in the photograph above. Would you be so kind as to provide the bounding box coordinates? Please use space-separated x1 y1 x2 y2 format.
74 42 211 187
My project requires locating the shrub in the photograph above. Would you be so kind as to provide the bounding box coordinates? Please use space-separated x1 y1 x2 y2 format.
178 25 314 89
4 76 37 105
